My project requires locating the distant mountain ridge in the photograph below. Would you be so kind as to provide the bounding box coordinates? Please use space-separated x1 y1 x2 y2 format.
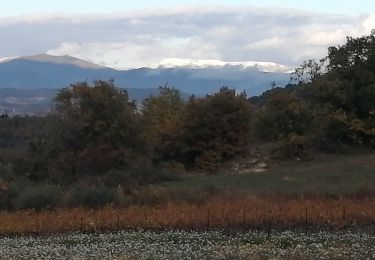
0 54 291 96
19 54 107 69
0 54 292 115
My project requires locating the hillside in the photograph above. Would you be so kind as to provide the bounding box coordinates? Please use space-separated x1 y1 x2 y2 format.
0 87 173 115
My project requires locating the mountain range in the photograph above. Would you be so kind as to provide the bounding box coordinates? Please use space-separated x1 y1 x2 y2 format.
0 54 292 115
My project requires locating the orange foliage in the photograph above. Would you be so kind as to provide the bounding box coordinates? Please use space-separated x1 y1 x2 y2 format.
0 197 374 235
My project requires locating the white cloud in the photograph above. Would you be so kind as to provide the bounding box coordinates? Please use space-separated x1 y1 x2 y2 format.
246 37 285 50
356 15 375 35
304 31 346 46
1 5 374 69
47 37 219 69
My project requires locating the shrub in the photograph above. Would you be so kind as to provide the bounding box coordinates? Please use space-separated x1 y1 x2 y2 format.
273 133 312 159
12 183 61 210
63 185 115 208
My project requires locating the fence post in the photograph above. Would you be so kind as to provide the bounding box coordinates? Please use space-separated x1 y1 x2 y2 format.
80 217 83 232
117 215 120 231
243 208 246 229
342 207 346 229
267 209 272 239
144 211 147 228
305 208 308 235
207 209 210 229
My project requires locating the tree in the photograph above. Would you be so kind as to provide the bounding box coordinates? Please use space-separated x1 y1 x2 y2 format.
253 91 312 158
290 59 326 85
178 87 252 170
141 85 185 163
50 80 144 181
0 113 9 119
306 34 375 146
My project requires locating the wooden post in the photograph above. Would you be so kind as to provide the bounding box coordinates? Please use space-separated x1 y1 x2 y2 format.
342 207 346 229
80 217 83 232
305 208 308 235
144 212 147 228
267 209 272 239
207 209 210 229
243 208 246 229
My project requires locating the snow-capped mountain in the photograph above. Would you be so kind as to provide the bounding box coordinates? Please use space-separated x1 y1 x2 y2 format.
0 57 13 63
0 54 293 114
157 58 292 73
0 54 291 96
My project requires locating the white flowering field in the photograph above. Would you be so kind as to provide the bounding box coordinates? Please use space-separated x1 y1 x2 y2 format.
0 230 374 259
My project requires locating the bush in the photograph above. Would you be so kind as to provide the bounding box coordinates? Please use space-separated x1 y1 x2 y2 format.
63 185 115 208
12 183 61 210
273 133 312 159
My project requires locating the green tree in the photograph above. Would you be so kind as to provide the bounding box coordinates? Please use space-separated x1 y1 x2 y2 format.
253 91 312 158
178 87 252 170
290 58 326 84
51 80 144 181
141 86 185 163
306 34 375 146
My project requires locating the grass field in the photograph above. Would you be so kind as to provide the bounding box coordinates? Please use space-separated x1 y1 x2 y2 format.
160 153 375 198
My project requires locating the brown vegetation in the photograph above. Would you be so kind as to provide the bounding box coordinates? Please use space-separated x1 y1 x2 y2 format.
0 197 373 235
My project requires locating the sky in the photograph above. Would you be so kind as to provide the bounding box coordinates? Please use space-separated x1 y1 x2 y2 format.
1 0 375 16
1 1 375 69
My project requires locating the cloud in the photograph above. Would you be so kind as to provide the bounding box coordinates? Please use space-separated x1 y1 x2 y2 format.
47 37 219 69
359 15 375 34
0 5 374 68
246 37 285 50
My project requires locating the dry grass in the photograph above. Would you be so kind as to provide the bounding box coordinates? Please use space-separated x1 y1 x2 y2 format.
0 196 374 235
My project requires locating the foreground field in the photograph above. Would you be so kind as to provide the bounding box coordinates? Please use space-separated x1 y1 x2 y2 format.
0 230 374 259
0 154 374 235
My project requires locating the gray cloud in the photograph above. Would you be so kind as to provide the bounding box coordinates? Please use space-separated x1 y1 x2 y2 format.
1 5 374 69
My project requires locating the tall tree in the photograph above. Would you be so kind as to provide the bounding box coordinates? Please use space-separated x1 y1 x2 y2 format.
178 87 252 170
51 80 144 181
307 34 375 146
141 86 185 163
